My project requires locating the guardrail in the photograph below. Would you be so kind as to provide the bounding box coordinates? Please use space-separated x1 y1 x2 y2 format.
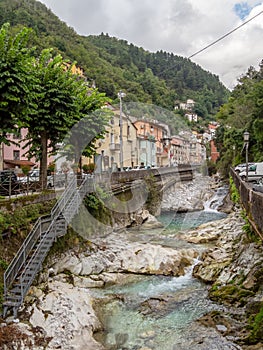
230 168 263 240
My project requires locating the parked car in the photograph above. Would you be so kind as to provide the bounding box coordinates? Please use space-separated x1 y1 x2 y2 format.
235 163 254 174
239 162 263 182
19 169 54 188
252 177 263 193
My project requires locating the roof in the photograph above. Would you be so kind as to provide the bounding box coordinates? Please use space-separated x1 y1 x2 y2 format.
4 159 35 166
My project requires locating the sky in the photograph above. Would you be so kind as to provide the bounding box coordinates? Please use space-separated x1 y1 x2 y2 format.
38 0 263 89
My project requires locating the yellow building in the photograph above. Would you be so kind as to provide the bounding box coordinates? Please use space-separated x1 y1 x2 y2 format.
93 105 138 171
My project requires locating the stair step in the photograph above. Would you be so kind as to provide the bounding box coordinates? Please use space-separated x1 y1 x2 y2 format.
5 295 22 302
3 301 21 307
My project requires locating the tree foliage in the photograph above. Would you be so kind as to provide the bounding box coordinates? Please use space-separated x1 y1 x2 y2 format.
0 23 34 144
0 22 110 187
0 0 229 120
215 61 263 175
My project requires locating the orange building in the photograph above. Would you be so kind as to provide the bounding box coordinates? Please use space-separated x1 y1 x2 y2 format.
210 139 220 162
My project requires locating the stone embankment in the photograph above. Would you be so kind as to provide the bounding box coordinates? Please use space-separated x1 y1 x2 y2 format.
184 209 263 349
161 174 215 212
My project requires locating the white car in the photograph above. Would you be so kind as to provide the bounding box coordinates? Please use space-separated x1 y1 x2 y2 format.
19 170 54 188
239 162 263 182
235 163 254 174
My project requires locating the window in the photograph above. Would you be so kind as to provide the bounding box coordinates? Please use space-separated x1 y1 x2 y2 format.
13 132 22 140
13 150 20 160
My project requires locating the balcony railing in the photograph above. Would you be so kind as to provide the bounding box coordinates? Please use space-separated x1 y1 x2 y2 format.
110 143 120 151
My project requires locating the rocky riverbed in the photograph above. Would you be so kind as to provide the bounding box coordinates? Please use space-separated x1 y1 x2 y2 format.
1 176 262 349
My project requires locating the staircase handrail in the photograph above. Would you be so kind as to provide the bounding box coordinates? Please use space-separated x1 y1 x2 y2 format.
3 174 95 316
51 176 95 220
4 215 51 292
18 222 56 300
51 175 78 219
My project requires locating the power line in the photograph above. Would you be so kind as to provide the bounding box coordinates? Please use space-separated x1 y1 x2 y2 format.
188 10 263 59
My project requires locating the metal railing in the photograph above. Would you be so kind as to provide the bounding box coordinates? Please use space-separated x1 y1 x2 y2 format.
3 175 93 318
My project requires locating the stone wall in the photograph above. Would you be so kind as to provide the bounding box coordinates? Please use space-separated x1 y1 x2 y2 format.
230 168 263 239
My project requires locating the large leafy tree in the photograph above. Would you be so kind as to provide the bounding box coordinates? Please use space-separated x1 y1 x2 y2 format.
215 61 263 176
0 23 34 144
23 49 110 187
64 87 111 174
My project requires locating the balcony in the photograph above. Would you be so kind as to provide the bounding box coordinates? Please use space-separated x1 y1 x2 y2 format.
110 143 120 151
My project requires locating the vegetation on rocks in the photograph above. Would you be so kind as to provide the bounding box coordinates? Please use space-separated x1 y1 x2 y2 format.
248 304 263 344
209 284 255 306
229 176 240 204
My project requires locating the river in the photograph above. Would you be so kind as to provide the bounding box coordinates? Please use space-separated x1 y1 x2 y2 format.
90 187 235 350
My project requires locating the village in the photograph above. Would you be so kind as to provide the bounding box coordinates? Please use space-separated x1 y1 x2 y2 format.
0 94 219 177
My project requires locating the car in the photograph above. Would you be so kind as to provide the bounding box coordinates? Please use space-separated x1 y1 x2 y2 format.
239 162 263 182
19 169 54 188
252 177 263 193
235 163 254 174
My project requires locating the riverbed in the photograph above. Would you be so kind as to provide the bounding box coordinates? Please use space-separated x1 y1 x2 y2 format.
90 208 232 350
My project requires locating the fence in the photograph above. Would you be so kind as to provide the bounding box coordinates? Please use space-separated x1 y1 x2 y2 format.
230 168 263 240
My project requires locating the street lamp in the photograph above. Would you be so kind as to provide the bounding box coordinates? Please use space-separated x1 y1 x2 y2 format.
243 131 249 182
118 91 126 171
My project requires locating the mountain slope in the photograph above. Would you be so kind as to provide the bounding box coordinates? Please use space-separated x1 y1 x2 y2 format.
0 0 229 118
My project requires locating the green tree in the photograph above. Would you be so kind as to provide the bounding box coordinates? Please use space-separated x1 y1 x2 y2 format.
21 48 110 186
22 49 84 188
0 23 34 144
215 60 263 174
64 88 111 174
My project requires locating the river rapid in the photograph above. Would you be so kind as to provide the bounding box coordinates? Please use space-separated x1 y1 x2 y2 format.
90 187 239 350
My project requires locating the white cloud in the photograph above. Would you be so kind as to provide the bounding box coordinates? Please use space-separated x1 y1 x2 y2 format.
39 0 263 89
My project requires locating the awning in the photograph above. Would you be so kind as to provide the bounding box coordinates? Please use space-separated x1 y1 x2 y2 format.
4 159 35 167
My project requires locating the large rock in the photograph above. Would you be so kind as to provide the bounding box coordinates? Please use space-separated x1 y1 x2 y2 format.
28 280 104 350
161 175 215 212
51 232 198 277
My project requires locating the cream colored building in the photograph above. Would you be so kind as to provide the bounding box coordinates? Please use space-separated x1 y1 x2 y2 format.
94 105 138 171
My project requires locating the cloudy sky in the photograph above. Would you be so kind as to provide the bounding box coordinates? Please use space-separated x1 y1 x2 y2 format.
38 0 263 89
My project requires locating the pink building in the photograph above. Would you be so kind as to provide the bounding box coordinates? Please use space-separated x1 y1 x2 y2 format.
1 128 53 174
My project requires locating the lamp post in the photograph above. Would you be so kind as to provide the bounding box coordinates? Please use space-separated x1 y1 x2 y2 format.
243 131 249 182
118 91 126 171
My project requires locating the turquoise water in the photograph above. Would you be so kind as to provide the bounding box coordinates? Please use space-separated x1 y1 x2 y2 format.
93 267 219 349
158 210 227 232
92 209 228 349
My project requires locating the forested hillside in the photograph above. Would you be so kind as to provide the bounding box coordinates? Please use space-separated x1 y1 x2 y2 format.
215 62 263 175
0 0 229 120
88 34 228 116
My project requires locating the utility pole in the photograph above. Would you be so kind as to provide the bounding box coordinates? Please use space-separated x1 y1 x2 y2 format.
243 131 249 182
118 91 126 171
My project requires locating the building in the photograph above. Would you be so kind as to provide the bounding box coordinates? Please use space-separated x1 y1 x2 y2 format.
175 99 195 111
133 119 170 167
208 122 220 162
170 135 189 164
1 129 36 174
1 128 55 175
92 105 138 171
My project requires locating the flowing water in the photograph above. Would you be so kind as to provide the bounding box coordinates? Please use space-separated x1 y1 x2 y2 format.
92 187 231 350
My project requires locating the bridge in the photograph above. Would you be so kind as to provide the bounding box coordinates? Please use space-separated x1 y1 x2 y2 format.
2 164 196 318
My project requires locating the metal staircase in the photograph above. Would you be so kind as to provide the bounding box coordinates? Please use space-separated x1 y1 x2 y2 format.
3 175 94 318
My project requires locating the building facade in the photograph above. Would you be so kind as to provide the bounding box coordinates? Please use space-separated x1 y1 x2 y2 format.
92 105 138 171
